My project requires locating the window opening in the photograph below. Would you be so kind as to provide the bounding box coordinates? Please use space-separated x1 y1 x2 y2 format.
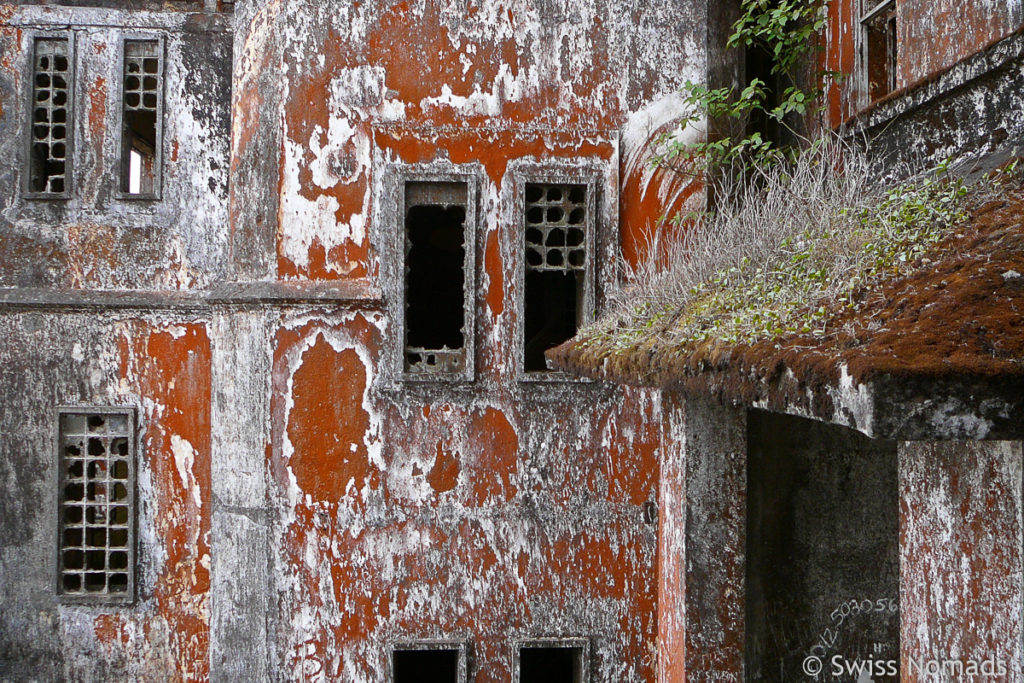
403 181 469 376
28 37 71 196
517 642 589 683
523 183 588 372
120 39 162 196
57 409 135 602
862 0 896 103
745 41 783 148
392 647 460 683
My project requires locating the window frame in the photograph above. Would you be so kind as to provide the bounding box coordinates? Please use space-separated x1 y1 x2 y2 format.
23 30 76 200
513 637 591 683
53 406 138 605
387 164 480 385
114 32 166 201
388 639 469 683
512 165 600 383
859 0 897 107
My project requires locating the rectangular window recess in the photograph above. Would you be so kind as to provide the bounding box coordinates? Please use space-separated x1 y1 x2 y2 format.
515 639 591 683
119 37 164 198
389 640 468 683
56 408 136 604
522 181 594 377
862 0 897 103
401 178 476 382
26 35 73 198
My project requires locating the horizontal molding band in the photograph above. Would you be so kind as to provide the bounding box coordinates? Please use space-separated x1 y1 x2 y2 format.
0 280 383 312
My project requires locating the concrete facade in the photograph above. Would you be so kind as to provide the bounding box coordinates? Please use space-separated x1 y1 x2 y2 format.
0 0 713 680
2 0 1023 681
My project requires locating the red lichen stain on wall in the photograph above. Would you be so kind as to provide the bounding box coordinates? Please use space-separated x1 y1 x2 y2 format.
619 146 703 273
286 334 372 501
427 441 460 494
597 395 661 506
821 0 857 128
100 322 212 681
484 227 504 317
464 407 519 505
376 128 614 188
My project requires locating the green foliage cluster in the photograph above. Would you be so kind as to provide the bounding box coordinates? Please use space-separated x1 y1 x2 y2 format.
655 0 832 172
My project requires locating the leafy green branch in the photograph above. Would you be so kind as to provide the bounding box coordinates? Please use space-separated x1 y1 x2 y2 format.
654 0 835 174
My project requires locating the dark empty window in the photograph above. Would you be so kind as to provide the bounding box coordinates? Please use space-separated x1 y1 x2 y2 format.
392 647 460 683
862 0 896 103
120 39 163 196
517 642 589 683
403 181 471 377
57 409 135 603
523 182 588 373
27 36 72 196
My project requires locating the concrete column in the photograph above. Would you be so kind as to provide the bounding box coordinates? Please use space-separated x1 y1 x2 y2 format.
899 440 1023 681
659 397 747 682
209 310 273 681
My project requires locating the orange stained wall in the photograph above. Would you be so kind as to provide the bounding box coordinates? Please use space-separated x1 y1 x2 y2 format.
230 0 709 680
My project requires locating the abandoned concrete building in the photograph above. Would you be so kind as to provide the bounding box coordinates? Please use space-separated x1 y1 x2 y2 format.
0 0 1021 681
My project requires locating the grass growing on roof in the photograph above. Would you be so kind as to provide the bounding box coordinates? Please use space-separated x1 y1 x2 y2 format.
585 139 1005 354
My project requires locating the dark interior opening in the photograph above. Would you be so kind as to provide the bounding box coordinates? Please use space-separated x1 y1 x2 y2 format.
121 109 157 194
744 41 783 149
865 5 897 102
393 648 459 683
519 646 583 683
523 270 581 372
745 411 899 681
405 204 466 352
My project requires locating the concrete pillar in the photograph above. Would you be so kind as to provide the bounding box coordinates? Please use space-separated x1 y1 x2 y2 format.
659 396 747 682
899 441 1023 681
209 310 273 681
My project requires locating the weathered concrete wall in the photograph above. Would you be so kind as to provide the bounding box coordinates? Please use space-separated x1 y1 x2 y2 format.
849 28 1024 179
657 393 688 683
746 411 899 682
0 311 212 679
897 0 1022 89
231 0 708 282
1 0 713 678
657 397 747 682
0 3 229 679
224 0 708 679
900 440 1023 682
265 314 663 680
822 0 1023 126
0 5 232 290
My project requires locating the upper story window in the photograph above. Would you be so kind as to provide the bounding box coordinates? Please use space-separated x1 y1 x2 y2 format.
862 0 897 104
390 641 468 683
26 35 74 198
392 170 479 383
516 171 598 379
119 37 164 198
515 639 590 683
57 408 136 604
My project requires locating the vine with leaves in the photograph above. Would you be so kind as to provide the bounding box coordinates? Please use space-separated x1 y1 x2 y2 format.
657 0 835 174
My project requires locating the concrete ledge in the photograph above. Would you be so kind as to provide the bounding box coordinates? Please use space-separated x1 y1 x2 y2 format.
207 278 382 306
0 280 383 312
